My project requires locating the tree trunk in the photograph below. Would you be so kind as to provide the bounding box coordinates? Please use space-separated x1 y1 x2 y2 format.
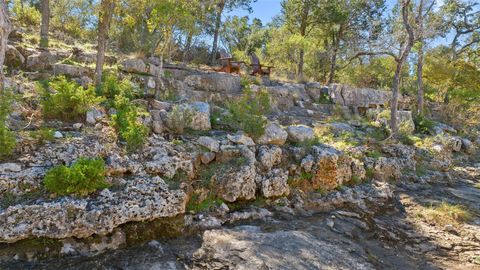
183 30 193 63
328 46 338 85
417 39 424 116
95 0 115 87
210 0 225 65
390 0 414 136
0 0 11 93
40 0 49 48
297 2 309 81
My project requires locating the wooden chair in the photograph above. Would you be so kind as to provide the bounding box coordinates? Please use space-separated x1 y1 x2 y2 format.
215 49 244 75
249 53 274 76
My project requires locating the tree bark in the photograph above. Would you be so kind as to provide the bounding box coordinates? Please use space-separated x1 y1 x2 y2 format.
183 30 193 63
297 2 309 81
0 0 11 93
211 0 225 65
40 0 49 48
95 0 115 87
390 0 414 136
417 38 424 116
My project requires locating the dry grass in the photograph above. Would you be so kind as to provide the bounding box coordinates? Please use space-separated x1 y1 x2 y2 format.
418 202 473 225
474 183 480 189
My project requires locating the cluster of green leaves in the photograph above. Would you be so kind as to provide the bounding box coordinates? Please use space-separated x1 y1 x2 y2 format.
11 0 41 26
224 88 271 138
97 72 140 103
40 76 103 122
112 95 149 152
43 158 109 196
30 128 55 144
0 90 16 160
413 115 436 135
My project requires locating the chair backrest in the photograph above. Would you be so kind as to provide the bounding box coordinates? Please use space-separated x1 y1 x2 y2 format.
250 53 260 66
218 48 231 67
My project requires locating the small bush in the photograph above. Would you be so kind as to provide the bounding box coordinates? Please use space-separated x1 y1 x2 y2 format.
44 158 109 196
165 105 194 134
414 115 435 134
0 90 16 160
224 88 270 138
41 76 103 121
97 73 140 103
31 128 55 144
112 95 149 152
12 0 41 26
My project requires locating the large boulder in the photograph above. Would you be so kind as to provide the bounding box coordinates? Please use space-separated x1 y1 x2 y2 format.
257 145 282 171
0 176 187 243
260 168 290 198
256 122 288 145
287 125 315 143
329 84 409 109
192 227 374 269
252 83 311 111
197 136 220 152
120 58 146 74
5 45 25 69
53 64 92 77
184 73 242 93
187 102 211 131
216 162 257 202
368 109 415 134
26 51 57 71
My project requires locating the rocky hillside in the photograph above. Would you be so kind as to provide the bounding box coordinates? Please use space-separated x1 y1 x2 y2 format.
1 34 480 269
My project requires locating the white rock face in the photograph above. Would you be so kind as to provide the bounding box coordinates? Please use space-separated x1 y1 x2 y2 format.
184 73 242 93
26 51 56 71
227 133 255 146
0 176 187 243
257 146 282 171
86 108 105 125
187 102 211 131
53 64 91 77
0 163 22 173
54 131 63 139
261 169 290 198
287 125 315 143
256 122 288 145
216 162 257 202
197 136 220 152
120 58 146 73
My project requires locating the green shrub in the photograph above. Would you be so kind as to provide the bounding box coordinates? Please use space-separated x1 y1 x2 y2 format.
31 128 55 144
112 95 149 152
0 90 16 160
97 72 140 103
164 105 194 134
40 76 103 121
224 88 271 138
12 0 41 26
414 115 435 134
44 158 109 196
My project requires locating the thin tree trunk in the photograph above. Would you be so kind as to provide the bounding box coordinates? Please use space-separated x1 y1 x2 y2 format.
328 47 338 84
40 0 49 48
417 39 424 115
183 30 193 63
0 0 11 93
95 0 115 87
390 0 414 136
211 0 225 65
297 2 309 81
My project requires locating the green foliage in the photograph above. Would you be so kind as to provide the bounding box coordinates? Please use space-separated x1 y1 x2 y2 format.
413 115 436 135
165 105 194 134
0 90 16 160
31 128 55 144
40 76 103 122
186 193 224 213
43 158 109 196
159 88 180 102
224 88 271 138
366 150 381 159
12 0 41 26
112 95 149 152
97 73 140 103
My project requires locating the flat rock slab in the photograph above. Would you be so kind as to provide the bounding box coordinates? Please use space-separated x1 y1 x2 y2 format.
191 226 373 270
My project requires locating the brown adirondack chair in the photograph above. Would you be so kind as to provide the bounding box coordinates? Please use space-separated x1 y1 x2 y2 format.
215 49 244 75
249 53 274 76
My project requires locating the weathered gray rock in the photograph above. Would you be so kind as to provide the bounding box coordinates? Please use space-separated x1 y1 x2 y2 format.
150 100 171 111
54 131 63 139
287 125 315 143
449 137 463 152
330 84 409 109
86 108 105 125
5 45 25 69
256 122 288 145
0 176 187 243
200 152 216 164
187 102 211 131
184 73 241 93
0 163 22 173
192 226 373 270
369 109 415 133
197 136 220 152
26 51 56 71
227 133 255 146
461 138 475 154
261 169 290 198
53 64 91 77
120 58 146 74
216 162 256 202
253 83 311 111
257 145 282 171
432 122 457 136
